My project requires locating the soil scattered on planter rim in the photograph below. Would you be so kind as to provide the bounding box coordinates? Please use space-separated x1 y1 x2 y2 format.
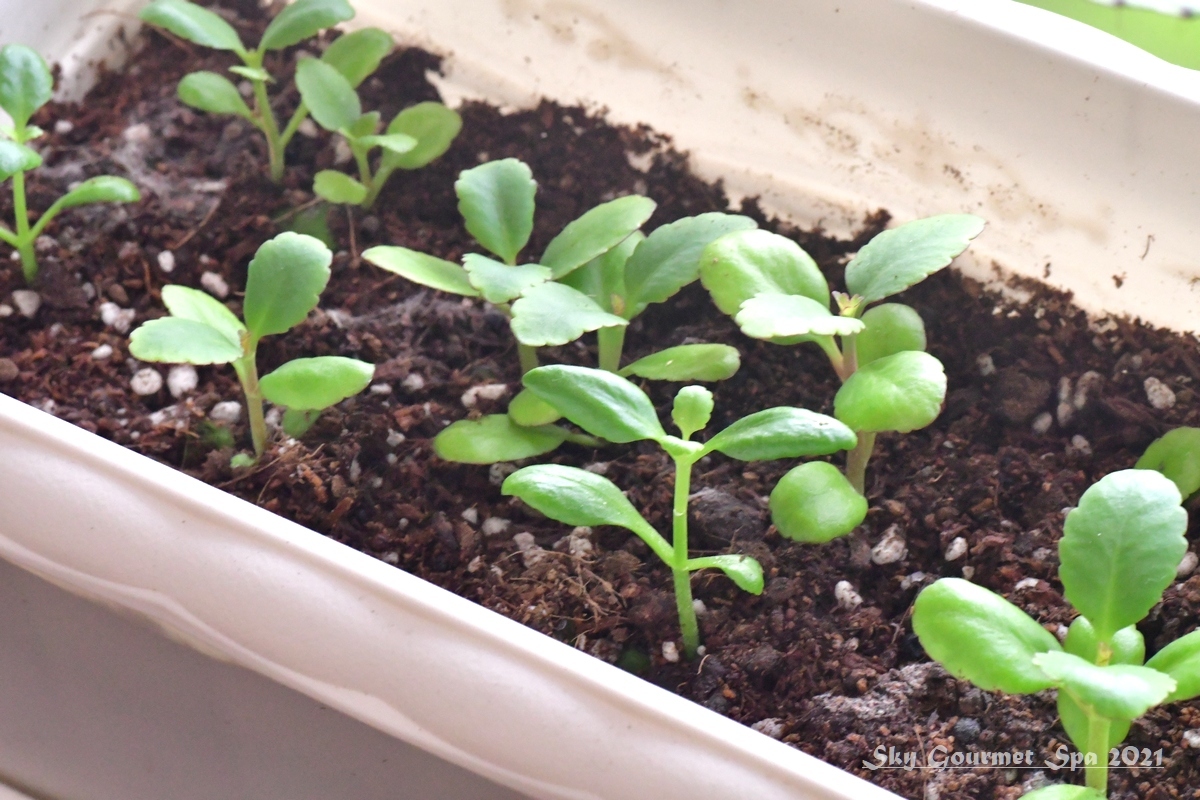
3 4 1200 798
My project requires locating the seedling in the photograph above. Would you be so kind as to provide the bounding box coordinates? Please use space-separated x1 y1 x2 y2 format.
0 45 140 282
913 469 1200 799
129 232 373 463
296 57 461 209
699 215 984 538
139 0 392 183
1136 426 1200 500
500 365 858 657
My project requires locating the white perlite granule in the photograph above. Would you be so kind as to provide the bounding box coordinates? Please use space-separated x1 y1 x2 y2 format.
167 364 198 398
1144 376 1176 410
209 401 242 423
200 271 230 299
156 250 176 273
835 580 863 610
130 368 163 396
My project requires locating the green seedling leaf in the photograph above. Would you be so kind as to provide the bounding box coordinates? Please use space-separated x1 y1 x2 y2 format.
855 303 927 365
619 344 741 382
322 27 393 87
1059 469 1186 642
507 388 561 427
456 159 536 264
345 111 381 139
844 214 985 304
672 385 714 439
178 71 253 118
259 0 354 51
129 317 243 364
1146 628 1200 702
382 101 462 170
434 414 568 463
1137 426 1200 498
230 453 256 469
0 141 41 181
227 65 272 83
462 253 550 304
161 284 245 346
769 461 867 543
282 407 321 437
703 407 857 461
282 204 335 249
1021 787 1106 800
686 555 764 594
912 578 1062 694
138 0 245 54
1032 651 1175 721
53 176 140 209
623 212 757 318
1058 692 1132 753
699 229 828 316
358 133 417 154
734 292 864 340
1060 618 1144 749
313 170 367 205
561 231 639 313
0 45 53 131
540 195 656 279
523 365 666 443
363 245 478 297
295 58 361 132
243 232 332 338
260 356 373 410
834 350 946 433
509 282 627 347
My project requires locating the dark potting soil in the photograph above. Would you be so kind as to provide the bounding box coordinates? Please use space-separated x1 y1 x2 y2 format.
2 4 1200 798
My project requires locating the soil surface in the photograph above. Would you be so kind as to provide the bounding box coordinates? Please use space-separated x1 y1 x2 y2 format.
3 3 1200 798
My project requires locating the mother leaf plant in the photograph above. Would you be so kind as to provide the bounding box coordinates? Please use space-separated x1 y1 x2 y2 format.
0 45 139 282
500 366 858 657
129 232 373 464
913 469 1200 799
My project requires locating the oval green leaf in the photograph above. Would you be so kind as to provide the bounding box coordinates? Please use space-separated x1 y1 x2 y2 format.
281 407 321 438
703 407 857 461
456 158 536 265
672 385 714 439
243 232 332 338
1059 469 1187 642
0 140 42 182
541 195 656 279
382 101 462 170
0 45 52 131
769 461 867 543
699 229 828 317
913 578 1062 694
1136 426 1200 499
1063 618 1146 666
260 356 373 410
359 133 417 154
1032 651 1175 721
734 292 863 340
507 388 562 427
53 176 140 210
523 365 665 444
259 0 354 51
619 344 740 382
313 170 367 205
509 282 627 348
322 27 392 87
462 253 550 304
1145 628 1200 703
834 350 946 433
178 71 253 118
161 284 245 346
433 415 567 464
138 0 245 54
294 58 361 133
227 65 272 83
362 246 478 297
560 231 639 313
856 303 927 366
129 317 243 365
844 214 985 303
686 555 764 594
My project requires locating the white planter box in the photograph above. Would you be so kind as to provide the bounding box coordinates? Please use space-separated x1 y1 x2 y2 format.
2 1 1198 798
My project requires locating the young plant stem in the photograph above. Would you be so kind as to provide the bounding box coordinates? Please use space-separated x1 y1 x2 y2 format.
236 337 268 459
278 103 308 152
353 144 373 190
840 333 859 380
1084 714 1110 793
597 326 626 373
250 77 285 183
845 431 876 495
11 172 35 282
672 453 700 658
518 343 540 374
362 163 395 209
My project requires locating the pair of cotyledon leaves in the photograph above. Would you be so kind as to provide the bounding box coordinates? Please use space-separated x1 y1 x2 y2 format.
914 470 1200 767
129 232 372 412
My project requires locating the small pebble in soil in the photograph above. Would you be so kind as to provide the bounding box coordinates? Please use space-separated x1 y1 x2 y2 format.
149 404 187 429
1055 624 1069 642
82 282 96 300
692 599 707 616
1031 411 1053 435
1184 730 1200 748
461 507 479 525
209 401 242 423
1074 370 1103 409
1068 434 1092 457
200 271 230 299
1144 376 1176 410
750 718 785 739
584 461 609 474
386 429 406 447
333 138 353 165
53 119 73 134
99 302 135 333
488 462 517 486
1177 551 1198 578
566 534 592 557
871 525 907 565
349 458 362 483
512 531 545 567
370 382 392 395
90 344 113 360
167 364 198 398
297 119 318 137
481 517 511 537
130 368 163 396
952 717 982 744
381 552 399 565
961 565 975 580
1014 577 1040 591
944 536 968 561
402 373 426 392
35 398 56 414
835 580 863 610
35 235 56 254
466 555 483 573
976 353 995 376
0 358 18 382
461 382 507 408
11 290 40 318
156 250 176 273
122 123 151 143
661 641 680 663
0 304 11 317
900 572 926 590
1055 400 1073 427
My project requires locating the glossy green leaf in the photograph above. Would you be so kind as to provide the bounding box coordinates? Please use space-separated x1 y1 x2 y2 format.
672 386 714 439
381 102 462 170
0 45 52 131
456 159 536 264
295 58 360 132
844 214 985 303
322 27 392 87
52 176 140 210
523 365 666 444
344 111 380 139
686 555 764 594
624 212 757 319
313 170 367 205
362 246 478 297
1032 650 1174 721
433 414 567 464
0 140 41 181
509 282 627 347
1021 787 1106 800
129 317 242 365
703 407 857 461
227 65 272 82
734 292 863 340
283 204 335 249
507 388 561 427
281 407 321 437
1060 469 1187 642
1136 426 1200 498
259 356 373 410
834 350 946 433
912 577 1062 694
138 0 244 54
541 195 656 279
242 232 332 338
1146 628 1200 702
699 229 828 317
855 303 926 365
769 461 867 543
259 0 354 51
358 133 417 154
177 71 253 118
618 344 740 382
1063 618 1146 665
560 231 639 313
462 253 550 304
161 284 245 347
